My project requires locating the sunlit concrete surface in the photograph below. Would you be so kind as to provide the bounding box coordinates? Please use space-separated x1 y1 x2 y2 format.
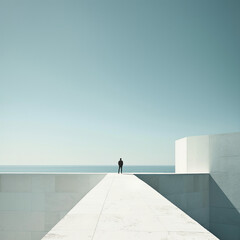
43 174 218 240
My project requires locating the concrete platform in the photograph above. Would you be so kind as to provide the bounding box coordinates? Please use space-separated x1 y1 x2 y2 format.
43 174 218 240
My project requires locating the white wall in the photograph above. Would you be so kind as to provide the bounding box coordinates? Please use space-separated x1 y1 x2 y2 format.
209 133 240 240
175 132 240 240
187 135 209 173
175 135 209 173
0 174 105 240
175 138 187 173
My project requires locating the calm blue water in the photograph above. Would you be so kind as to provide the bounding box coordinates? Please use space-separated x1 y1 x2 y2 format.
0 165 175 173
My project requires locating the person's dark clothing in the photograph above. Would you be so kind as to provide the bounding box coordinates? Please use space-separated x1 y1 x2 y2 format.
118 159 123 174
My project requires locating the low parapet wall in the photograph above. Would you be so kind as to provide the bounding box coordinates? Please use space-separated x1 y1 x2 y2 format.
0 173 106 240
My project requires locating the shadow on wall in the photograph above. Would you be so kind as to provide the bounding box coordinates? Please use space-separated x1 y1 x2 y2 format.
209 176 240 240
136 174 240 240
135 174 210 230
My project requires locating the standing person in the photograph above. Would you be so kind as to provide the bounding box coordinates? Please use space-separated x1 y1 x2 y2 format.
118 158 123 174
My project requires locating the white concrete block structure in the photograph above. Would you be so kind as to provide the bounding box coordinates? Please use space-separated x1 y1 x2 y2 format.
174 132 240 240
175 135 209 173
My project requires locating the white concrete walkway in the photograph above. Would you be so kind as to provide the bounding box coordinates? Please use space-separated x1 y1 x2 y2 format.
42 174 218 240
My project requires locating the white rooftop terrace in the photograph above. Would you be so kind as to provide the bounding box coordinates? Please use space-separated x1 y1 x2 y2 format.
43 173 218 240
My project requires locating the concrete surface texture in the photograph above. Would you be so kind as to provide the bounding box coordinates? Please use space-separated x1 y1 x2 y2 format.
136 174 209 230
0 174 105 240
175 132 240 240
43 174 218 240
209 133 240 240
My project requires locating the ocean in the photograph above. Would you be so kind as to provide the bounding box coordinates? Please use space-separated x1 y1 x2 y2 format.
0 165 175 173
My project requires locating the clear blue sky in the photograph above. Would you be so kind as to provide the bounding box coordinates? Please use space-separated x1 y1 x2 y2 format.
1 0 240 165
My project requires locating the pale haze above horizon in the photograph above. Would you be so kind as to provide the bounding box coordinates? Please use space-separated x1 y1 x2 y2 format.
1 0 240 165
